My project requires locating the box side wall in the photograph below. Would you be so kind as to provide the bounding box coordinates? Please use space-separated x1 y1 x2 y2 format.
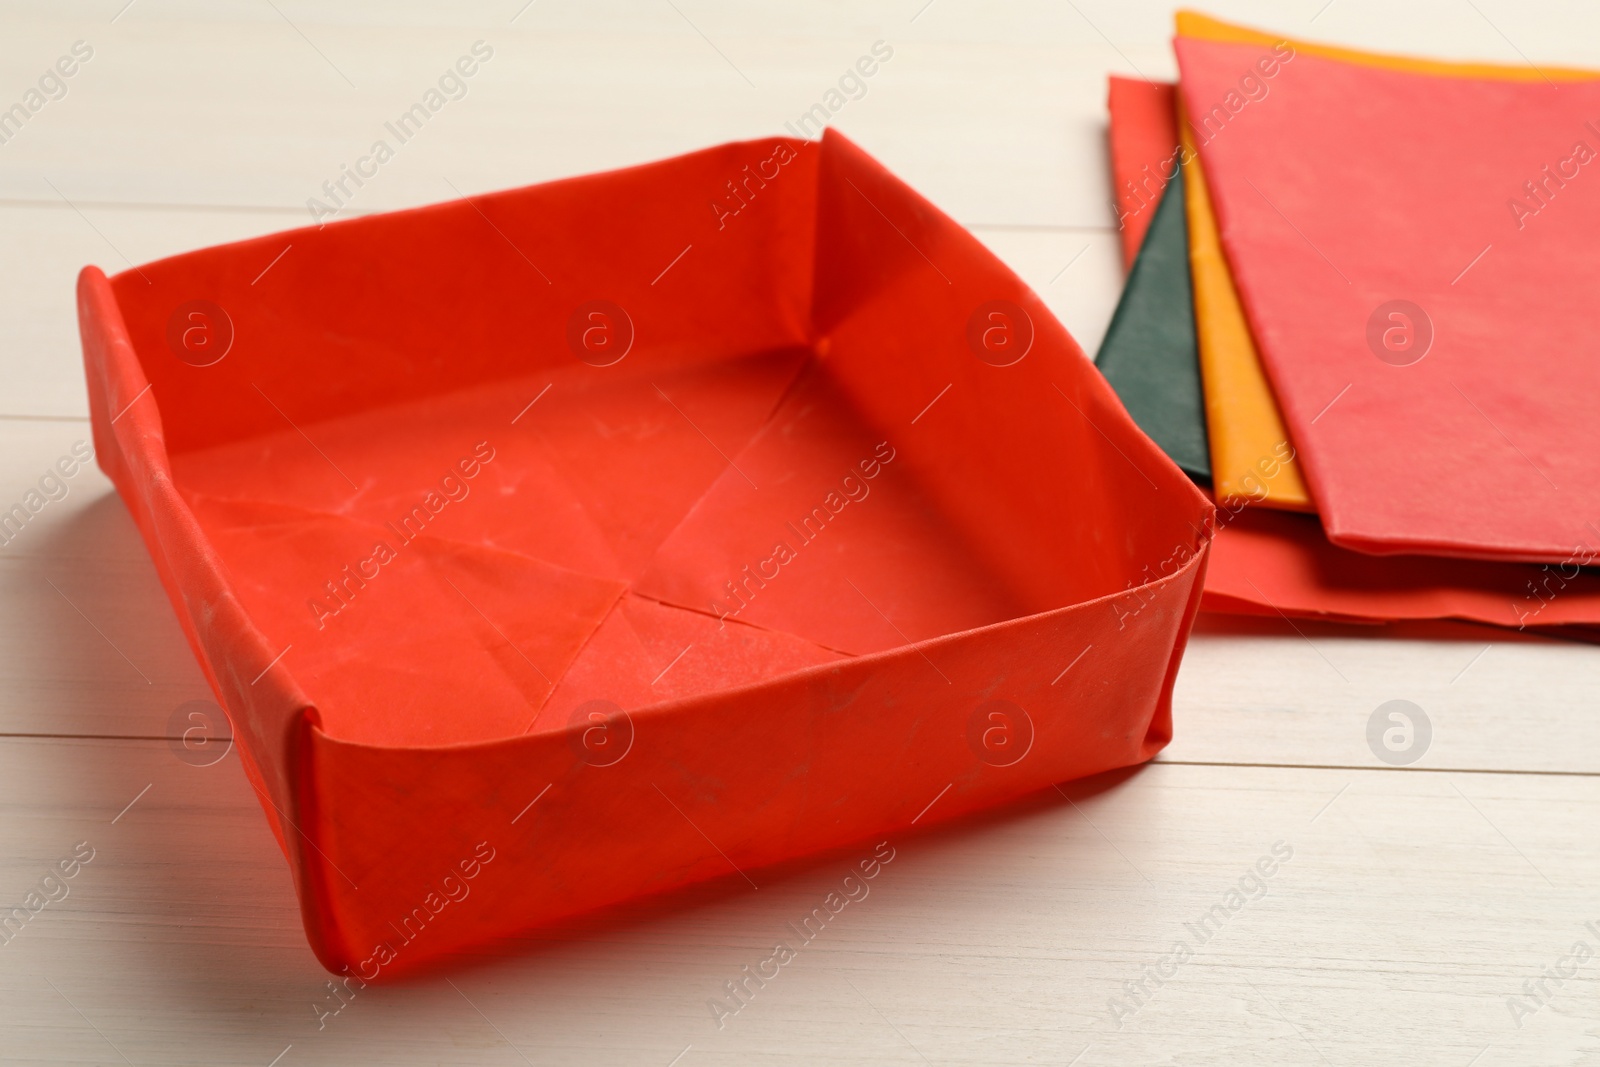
76 265 347 967
107 137 820 456
298 551 1205 976
806 129 1214 618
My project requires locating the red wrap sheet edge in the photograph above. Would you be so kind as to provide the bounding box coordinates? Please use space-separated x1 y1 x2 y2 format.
1107 76 1181 267
78 138 1214 976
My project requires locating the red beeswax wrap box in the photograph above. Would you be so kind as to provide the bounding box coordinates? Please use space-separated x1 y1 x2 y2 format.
78 130 1212 976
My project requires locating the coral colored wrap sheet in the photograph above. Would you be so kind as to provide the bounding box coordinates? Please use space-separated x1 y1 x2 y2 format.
79 131 1213 975
1175 12 1600 564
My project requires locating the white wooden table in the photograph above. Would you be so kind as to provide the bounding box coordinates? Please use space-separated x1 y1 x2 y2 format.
3 2 1597 1063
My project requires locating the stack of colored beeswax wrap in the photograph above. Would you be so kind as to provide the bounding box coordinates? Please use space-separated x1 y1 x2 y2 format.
1095 12 1600 636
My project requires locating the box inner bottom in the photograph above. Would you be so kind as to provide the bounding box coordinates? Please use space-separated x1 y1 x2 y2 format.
171 347 1030 747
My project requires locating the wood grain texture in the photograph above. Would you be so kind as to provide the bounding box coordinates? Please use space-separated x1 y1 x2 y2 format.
1 739 1596 1065
2 1 1598 1063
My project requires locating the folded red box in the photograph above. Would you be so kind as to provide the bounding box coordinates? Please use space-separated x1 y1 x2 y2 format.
78 130 1211 976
